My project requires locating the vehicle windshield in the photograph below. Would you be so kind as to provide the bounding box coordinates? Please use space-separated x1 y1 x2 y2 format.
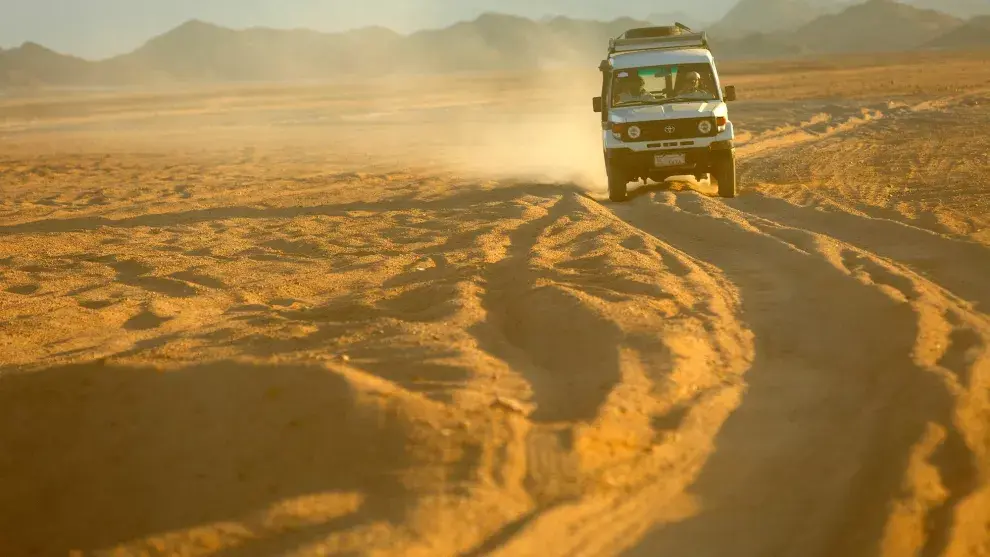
610 62 718 107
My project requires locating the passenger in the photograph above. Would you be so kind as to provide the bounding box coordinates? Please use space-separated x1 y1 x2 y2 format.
675 71 710 98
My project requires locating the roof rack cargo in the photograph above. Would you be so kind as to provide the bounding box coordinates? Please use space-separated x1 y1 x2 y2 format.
621 22 692 39
608 23 710 55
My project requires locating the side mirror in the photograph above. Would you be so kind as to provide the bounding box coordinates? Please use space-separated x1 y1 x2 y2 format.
723 85 737 102
593 96 603 113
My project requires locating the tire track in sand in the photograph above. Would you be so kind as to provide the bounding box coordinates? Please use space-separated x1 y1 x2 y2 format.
467 92 990 552
565 188 988 557
478 90 989 555
476 190 936 555
463 90 989 556
456 187 755 556
735 87 990 163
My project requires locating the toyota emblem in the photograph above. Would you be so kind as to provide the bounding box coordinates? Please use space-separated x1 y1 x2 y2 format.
665 125 676 134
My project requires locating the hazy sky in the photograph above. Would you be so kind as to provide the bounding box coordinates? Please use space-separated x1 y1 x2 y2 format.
0 0 738 60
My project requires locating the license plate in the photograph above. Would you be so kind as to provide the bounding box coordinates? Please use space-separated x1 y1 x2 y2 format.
654 153 686 167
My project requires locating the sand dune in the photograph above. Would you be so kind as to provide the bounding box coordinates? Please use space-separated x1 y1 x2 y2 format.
1 54 989 557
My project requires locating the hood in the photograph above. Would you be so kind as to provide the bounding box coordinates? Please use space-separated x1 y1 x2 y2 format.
610 101 725 123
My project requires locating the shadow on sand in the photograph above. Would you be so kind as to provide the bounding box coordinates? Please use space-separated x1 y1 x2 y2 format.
0 361 415 556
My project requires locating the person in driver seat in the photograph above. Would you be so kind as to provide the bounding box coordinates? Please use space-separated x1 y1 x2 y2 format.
614 72 653 103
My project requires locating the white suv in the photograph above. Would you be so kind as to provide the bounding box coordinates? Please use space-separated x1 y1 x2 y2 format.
593 24 738 201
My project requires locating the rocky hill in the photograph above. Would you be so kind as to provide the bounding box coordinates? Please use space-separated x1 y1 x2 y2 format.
107 19 402 81
904 0 990 18
925 14 990 47
0 2 984 88
0 42 93 87
708 0 847 38
0 14 657 86
790 0 963 54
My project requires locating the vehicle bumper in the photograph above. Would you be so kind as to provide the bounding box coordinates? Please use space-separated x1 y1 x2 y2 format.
606 140 734 176
602 121 735 151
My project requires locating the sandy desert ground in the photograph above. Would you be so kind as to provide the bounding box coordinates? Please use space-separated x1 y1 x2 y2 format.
1 51 989 557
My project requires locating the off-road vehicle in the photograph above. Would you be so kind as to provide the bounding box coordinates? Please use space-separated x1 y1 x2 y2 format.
593 24 738 201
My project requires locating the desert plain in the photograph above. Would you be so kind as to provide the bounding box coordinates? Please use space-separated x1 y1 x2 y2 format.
1 49 990 557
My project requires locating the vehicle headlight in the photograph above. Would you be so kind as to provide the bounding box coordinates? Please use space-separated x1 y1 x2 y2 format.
698 120 713 134
627 125 641 140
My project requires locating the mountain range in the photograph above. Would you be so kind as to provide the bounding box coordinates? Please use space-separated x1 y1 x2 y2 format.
2 0 989 88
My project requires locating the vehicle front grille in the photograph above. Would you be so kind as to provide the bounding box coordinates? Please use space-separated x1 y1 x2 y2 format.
630 118 716 141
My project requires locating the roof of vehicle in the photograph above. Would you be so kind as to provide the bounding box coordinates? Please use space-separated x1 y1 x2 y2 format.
610 48 715 70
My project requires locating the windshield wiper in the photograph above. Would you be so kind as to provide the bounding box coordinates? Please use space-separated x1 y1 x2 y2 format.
613 96 714 107
651 96 713 104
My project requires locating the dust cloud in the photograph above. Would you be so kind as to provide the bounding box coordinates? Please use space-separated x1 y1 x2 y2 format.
440 105 607 189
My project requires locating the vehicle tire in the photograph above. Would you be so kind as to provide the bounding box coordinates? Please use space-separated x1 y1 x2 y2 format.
712 151 737 198
607 169 628 202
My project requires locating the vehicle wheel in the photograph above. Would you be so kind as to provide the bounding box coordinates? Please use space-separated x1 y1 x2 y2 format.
712 152 737 198
607 169 628 202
